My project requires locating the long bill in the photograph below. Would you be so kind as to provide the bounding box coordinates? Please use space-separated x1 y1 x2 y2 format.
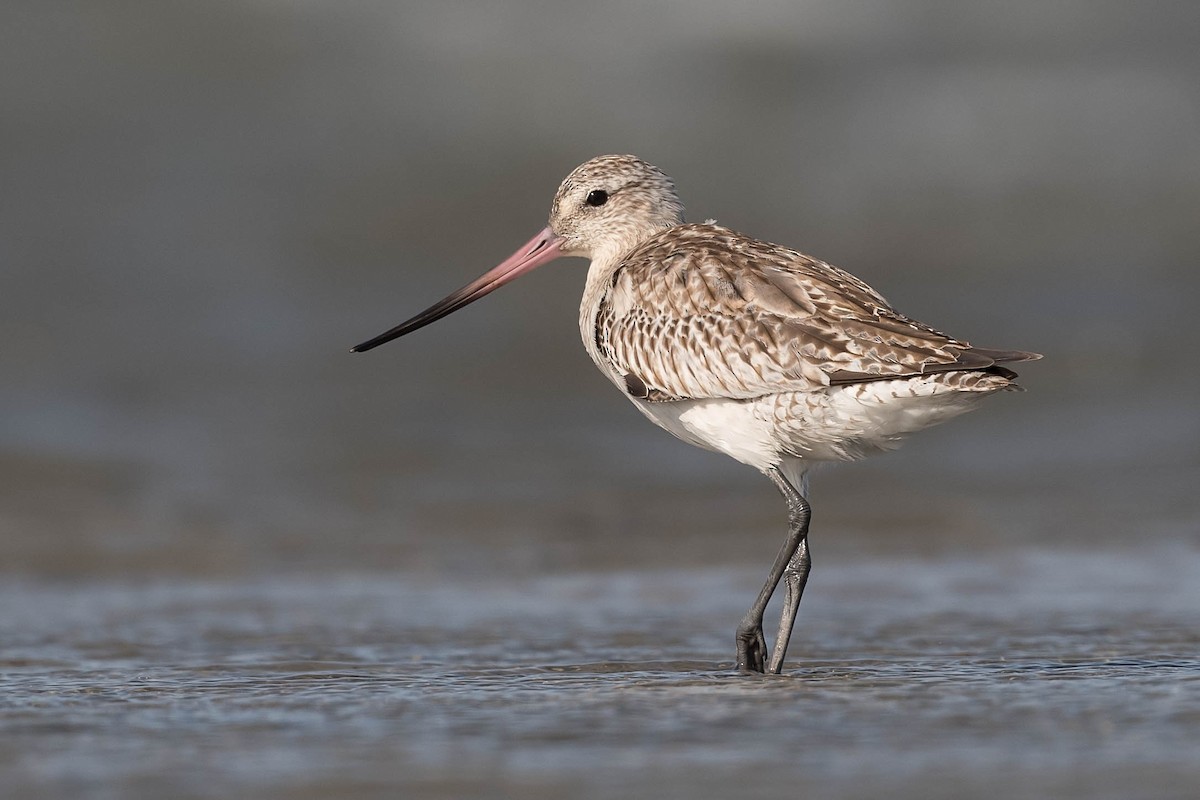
350 226 565 353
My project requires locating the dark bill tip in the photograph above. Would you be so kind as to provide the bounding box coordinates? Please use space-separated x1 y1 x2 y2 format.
349 226 564 354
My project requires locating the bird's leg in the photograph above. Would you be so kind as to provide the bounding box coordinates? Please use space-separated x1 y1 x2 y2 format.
735 467 811 674
765 469 811 674
768 532 810 674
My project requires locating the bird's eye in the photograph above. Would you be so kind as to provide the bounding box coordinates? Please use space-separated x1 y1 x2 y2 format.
585 189 609 207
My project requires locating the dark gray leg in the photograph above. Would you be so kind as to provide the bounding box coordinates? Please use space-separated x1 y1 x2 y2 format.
768 534 810 674
735 467 812 674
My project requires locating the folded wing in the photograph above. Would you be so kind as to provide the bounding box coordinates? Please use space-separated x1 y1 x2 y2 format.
593 224 1039 402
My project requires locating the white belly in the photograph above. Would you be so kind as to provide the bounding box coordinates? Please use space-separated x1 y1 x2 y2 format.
628 373 1005 473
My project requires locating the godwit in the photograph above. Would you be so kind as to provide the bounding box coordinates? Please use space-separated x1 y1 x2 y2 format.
352 155 1039 674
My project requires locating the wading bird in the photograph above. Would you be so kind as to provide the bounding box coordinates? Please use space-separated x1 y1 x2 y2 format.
352 155 1039 674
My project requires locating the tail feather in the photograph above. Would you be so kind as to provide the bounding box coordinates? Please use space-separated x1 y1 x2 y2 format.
968 348 1043 365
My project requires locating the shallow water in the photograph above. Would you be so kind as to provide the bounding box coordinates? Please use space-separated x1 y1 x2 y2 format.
4 550 1198 799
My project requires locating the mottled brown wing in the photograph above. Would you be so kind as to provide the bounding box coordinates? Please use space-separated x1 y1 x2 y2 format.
594 224 1033 402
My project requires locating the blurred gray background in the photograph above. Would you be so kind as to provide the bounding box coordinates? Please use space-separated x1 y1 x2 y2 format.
4 1 1195 578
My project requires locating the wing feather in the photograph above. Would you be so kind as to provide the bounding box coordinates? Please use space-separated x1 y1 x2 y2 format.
594 224 1037 402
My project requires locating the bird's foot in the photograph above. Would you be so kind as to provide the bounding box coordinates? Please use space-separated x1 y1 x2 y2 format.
735 625 768 673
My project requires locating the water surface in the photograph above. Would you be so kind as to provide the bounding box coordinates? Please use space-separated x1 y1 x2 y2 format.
4 550 1198 799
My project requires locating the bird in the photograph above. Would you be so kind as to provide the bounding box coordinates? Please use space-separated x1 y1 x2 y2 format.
351 154 1040 674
